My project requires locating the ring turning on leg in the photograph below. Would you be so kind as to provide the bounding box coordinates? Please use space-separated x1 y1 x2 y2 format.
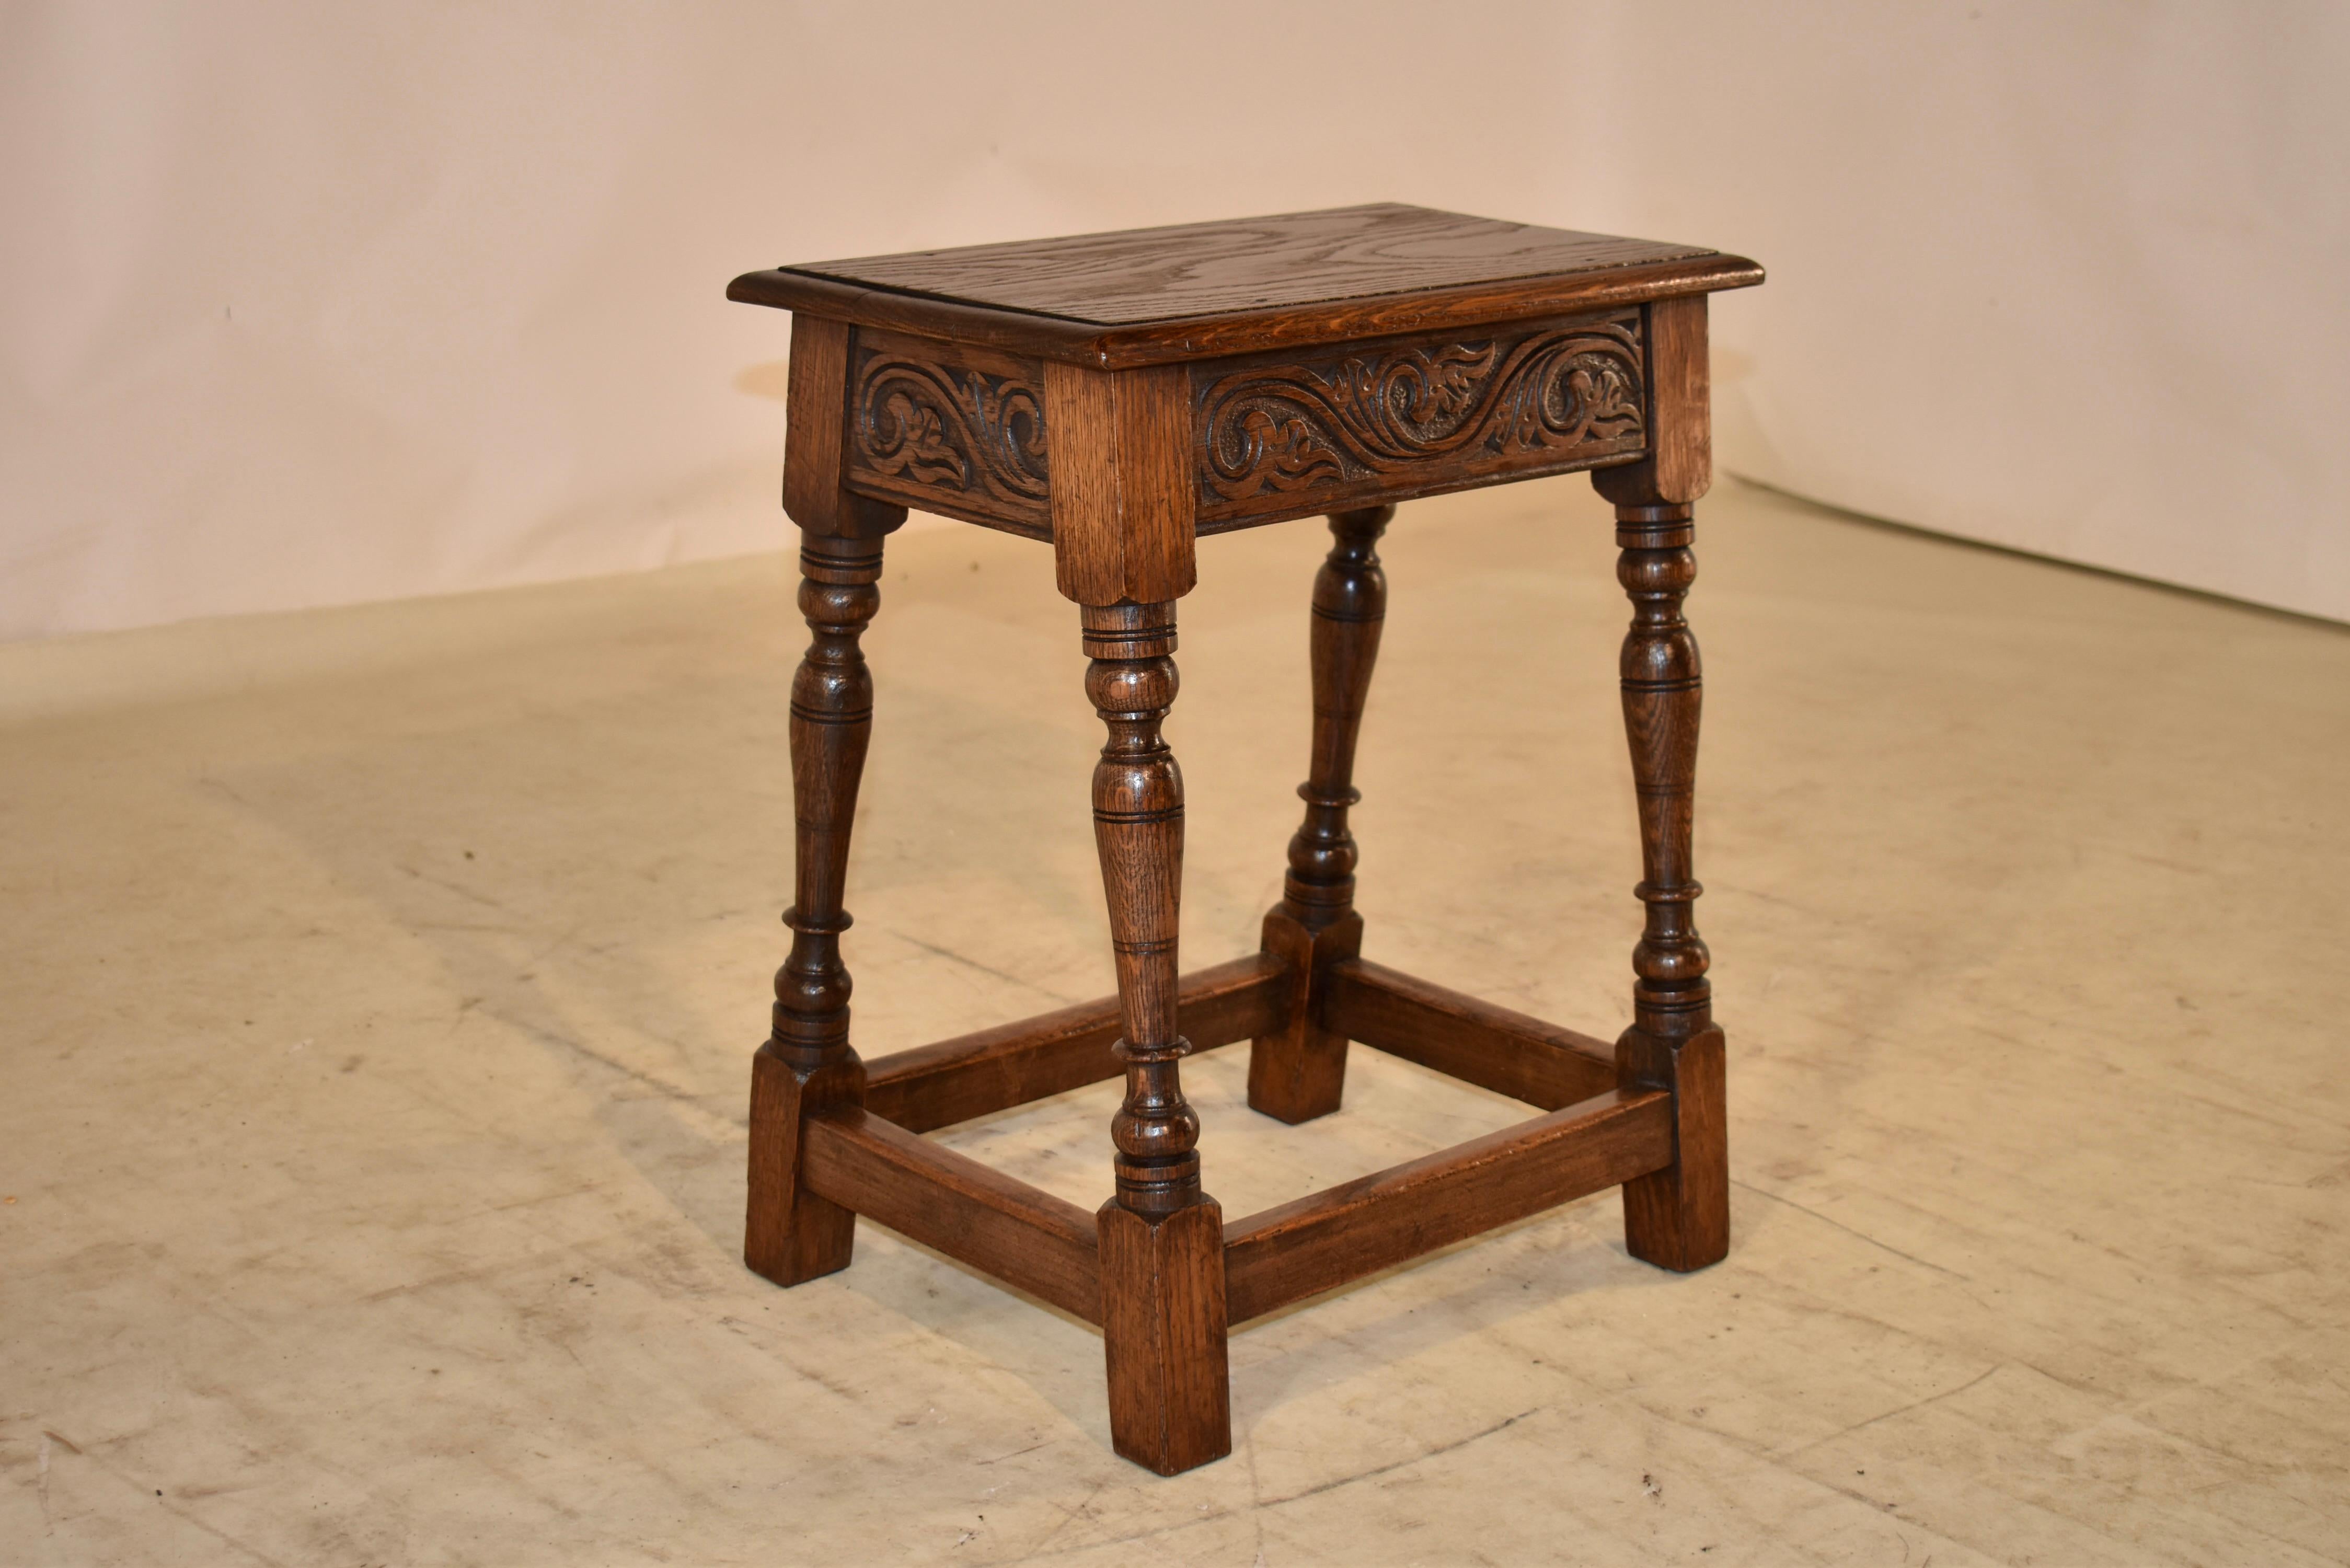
1608 499 1729 1272
746 533 885 1287
1080 600 1231 1474
1248 504 1394 1124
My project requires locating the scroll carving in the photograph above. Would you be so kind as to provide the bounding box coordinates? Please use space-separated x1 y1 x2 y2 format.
846 330 1051 535
1193 312 1647 525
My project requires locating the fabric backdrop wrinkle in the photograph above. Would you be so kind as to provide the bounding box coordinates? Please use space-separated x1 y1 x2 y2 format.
3 0 2344 641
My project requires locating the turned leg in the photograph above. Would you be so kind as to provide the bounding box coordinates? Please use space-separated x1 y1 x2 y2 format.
1248 504 1393 1123
1082 601 1230 1475
1606 499 1728 1270
746 533 886 1286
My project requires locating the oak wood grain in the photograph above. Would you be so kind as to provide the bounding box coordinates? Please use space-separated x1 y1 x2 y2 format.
1045 362 1194 604
1648 295 1711 504
788 205 1708 327
801 1106 1102 1323
863 955 1288 1133
1620 1025 1730 1272
1248 506 1391 1123
744 1043 860 1287
1099 1198 1230 1473
1193 314 1646 526
843 327 1049 536
1321 958 1618 1111
736 203 1754 1474
742 534 888 1286
782 318 908 537
1223 1088 1674 1324
1597 476 1729 1269
1595 296 1709 508
730 206 1760 371
1080 602 1202 1216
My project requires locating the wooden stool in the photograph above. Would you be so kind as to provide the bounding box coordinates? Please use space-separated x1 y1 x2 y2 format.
727 205 1762 1474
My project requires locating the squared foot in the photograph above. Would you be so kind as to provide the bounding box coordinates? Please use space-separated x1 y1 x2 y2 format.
1618 1025 1728 1271
1098 1198 1231 1474
745 1042 862 1285
1246 909 1361 1124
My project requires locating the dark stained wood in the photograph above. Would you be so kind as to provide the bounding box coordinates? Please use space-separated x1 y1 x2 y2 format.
1223 1088 1674 1325
781 316 848 533
1046 362 1194 605
843 327 1049 537
1195 313 1646 527
735 254 1762 373
1321 958 1618 1112
1274 507 1391 930
730 204 1760 370
744 533 888 1285
1597 408 1729 1268
790 205 1709 326
864 954 1288 1133
1594 295 1710 508
744 1044 859 1286
782 318 909 538
1099 1198 1230 1473
801 1106 1102 1323
1607 501 1708 1041
1080 602 1201 1217
1081 598 1232 1469
1619 1025 1729 1272
1249 505 1390 1123
1248 912 1360 1126
1649 296 1712 505
826 311 1654 545
736 206 1754 1475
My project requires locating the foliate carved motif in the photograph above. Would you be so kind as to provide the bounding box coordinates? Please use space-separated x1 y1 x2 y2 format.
847 335 1050 531
1194 313 1646 519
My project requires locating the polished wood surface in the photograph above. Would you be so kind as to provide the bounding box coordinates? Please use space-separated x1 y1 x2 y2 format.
786 204 1708 325
1223 1088 1674 1325
1599 371 1730 1270
743 532 891 1287
1248 505 1390 1124
1193 310 1647 527
1080 601 1199 1220
1078 598 1232 1466
730 204 1760 369
1321 958 1618 1112
864 955 1286 1134
817 308 1665 545
737 207 1755 1474
844 326 1049 536
1595 294 1710 509
803 1107 1101 1324
784 318 911 539
1099 1198 1229 1474
1047 364 1195 604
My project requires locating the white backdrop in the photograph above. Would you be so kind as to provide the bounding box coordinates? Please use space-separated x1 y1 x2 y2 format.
4 1 2345 640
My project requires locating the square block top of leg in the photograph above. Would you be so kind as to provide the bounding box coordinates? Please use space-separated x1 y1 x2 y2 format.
729 203 1760 368
738 204 1760 596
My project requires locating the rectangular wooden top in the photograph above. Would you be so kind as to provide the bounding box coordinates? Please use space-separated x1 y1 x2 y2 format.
730 203 1760 369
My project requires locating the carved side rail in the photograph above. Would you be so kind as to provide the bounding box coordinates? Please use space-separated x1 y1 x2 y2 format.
833 307 1656 539
843 327 1052 537
1192 309 1649 530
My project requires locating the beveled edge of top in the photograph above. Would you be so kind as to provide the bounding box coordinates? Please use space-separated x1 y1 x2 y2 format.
729 208 1762 370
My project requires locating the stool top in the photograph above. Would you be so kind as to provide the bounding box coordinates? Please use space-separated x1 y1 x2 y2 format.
731 203 1759 370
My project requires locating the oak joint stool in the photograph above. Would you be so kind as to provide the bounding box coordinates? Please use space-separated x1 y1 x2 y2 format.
728 205 1762 1475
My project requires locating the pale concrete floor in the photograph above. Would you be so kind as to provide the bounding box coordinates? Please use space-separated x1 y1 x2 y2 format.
3 476 2347 1567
